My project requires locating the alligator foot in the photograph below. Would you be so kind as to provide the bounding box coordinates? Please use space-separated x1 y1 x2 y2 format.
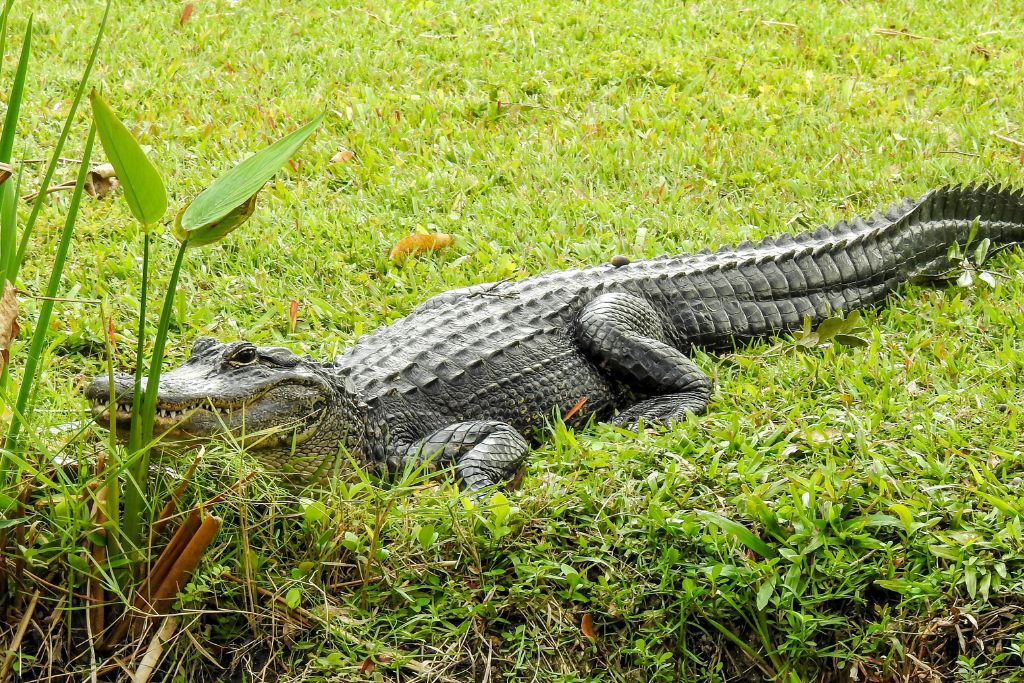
400 420 530 493
611 392 709 430
576 292 712 429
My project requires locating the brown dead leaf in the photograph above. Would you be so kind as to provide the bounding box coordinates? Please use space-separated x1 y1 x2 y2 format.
84 163 118 198
359 654 391 675
389 233 453 265
179 2 194 26
563 397 588 422
581 613 597 641
331 149 355 164
1020 148 1024 166
0 161 12 185
0 281 18 370
288 299 299 332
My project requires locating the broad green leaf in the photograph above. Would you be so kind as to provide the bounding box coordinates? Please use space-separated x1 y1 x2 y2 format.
417 524 436 551
974 237 991 266
815 317 846 342
834 334 869 348
179 113 325 232
173 190 257 248
888 503 914 532
89 90 166 226
755 578 775 610
964 566 977 598
697 511 778 559
976 491 1021 517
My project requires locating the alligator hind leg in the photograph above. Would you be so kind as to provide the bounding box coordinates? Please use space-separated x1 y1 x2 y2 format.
576 293 712 427
398 421 530 492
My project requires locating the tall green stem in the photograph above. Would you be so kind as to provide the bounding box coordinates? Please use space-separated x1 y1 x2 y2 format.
4 126 95 456
121 231 150 548
122 239 188 550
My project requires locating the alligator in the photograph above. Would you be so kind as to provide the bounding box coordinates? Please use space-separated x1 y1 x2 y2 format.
86 184 1024 491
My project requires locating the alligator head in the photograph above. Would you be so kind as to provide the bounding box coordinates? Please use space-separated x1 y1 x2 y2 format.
85 337 367 480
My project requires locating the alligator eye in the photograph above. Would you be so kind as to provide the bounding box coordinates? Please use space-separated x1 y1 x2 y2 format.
229 346 258 365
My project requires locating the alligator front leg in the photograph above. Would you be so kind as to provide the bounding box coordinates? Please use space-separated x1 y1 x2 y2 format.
395 421 530 492
576 292 712 426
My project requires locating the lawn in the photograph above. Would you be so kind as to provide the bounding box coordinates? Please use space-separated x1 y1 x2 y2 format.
5 0 1024 680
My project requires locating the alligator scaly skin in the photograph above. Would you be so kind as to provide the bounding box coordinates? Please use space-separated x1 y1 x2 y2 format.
87 185 1024 490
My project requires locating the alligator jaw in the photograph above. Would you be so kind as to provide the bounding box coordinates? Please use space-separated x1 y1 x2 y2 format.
87 394 262 440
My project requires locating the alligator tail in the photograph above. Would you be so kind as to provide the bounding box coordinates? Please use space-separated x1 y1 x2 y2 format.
664 184 1024 348
891 183 1024 278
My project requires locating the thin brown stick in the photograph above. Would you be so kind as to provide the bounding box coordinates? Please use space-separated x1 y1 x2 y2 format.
761 20 798 29
21 179 76 202
872 26 937 41
201 470 257 508
0 590 40 682
992 131 1024 148
562 397 588 422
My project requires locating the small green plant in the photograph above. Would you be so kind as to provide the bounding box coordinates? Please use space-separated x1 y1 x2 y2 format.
88 96 323 550
946 218 998 288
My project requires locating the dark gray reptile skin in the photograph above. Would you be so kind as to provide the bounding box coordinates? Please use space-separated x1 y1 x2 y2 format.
86 184 1024 491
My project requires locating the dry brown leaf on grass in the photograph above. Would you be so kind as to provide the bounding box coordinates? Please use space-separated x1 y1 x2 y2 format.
84 162 118 198
330 149 355 164
288 298 299 332
359 654 393 674
581 613 597 641
0 281 19 370
179 2 194 26
0 161 12 184
389 232 453 265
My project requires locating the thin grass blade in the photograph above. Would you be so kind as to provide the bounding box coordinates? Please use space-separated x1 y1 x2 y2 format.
0 15 29 163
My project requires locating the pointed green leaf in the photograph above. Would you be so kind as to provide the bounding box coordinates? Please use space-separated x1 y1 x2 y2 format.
179 113 325 232
0 172 15 283
755 578 775 610
815 317 846 342
834 334 869 348
89 90 166 226
974 237 991 266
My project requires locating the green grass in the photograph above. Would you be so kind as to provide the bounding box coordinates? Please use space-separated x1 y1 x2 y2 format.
5 0 1024 680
